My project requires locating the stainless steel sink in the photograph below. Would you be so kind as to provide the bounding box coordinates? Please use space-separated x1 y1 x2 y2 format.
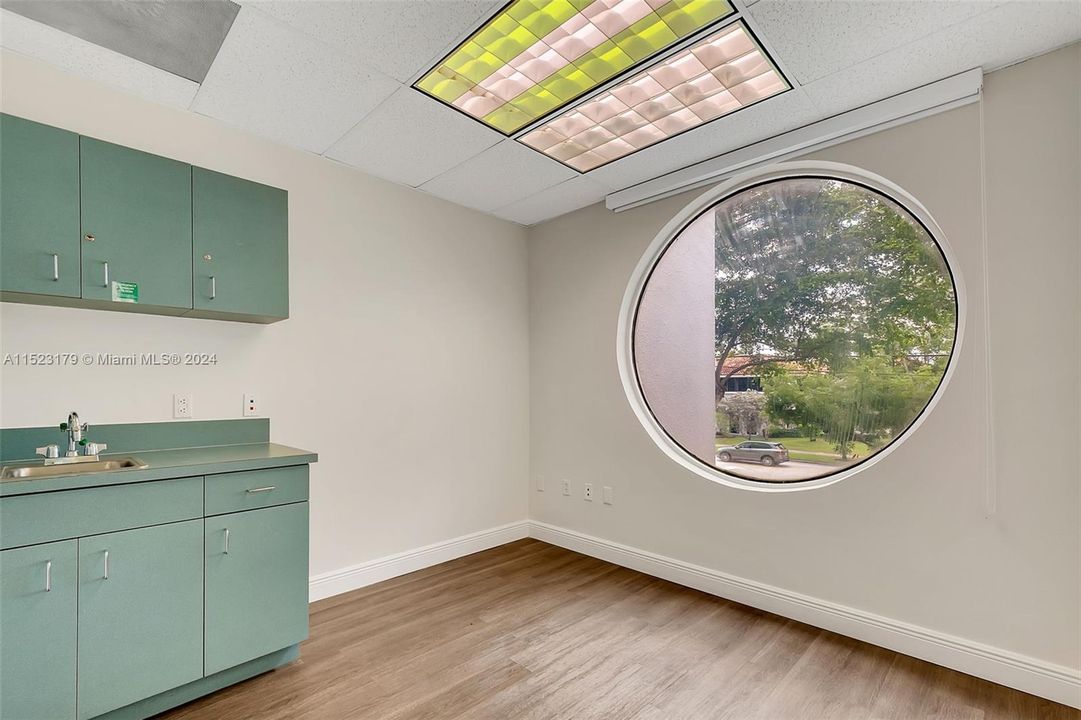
1 457 148 480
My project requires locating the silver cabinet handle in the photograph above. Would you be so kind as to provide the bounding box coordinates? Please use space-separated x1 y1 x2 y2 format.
246 486 276 493
224 528 230 555
103 550 109 580
209 275 216 300
52 253 59 281
103 261 110 287
45 560 52 592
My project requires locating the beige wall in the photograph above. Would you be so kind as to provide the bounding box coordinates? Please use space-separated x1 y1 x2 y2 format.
0 51 531 578
528 44 1080 669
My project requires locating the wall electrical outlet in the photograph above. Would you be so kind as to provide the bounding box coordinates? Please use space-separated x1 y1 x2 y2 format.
536 474 545 492
603 486 614 505
173 393 193 419
561 479 570 496
243 392 259 417
584 483 594 501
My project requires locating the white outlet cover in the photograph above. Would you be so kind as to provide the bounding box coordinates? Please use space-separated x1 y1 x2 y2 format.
584 483 593 501
173 393 192 419
561 480 570 496
243 392 258 417
603 486 614 505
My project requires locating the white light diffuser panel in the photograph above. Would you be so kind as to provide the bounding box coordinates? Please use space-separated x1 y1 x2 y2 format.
414 0 734 135
520 21 788 171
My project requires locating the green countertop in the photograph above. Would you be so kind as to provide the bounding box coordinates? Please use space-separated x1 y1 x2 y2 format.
0 442 317 497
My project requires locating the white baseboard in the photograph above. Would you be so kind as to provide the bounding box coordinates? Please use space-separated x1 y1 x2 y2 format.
308 520 530 602
528 520 1081 710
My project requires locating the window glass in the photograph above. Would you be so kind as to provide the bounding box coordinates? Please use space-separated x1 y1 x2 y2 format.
632 176 957 483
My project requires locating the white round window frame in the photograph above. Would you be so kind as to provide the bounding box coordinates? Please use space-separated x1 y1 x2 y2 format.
616 161 967 492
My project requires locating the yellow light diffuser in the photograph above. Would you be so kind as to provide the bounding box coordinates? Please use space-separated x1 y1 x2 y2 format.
520 21 788 171
415 0 734 135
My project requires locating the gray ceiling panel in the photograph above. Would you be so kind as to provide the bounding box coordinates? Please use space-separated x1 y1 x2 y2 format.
2 0 239 82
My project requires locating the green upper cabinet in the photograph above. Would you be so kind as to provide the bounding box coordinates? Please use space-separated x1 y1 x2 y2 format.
1 115 288 323
204 502 309 675
192 168 288 321
0 540 78 720
0 114 81 298
79 137 193 310
77 520 204 720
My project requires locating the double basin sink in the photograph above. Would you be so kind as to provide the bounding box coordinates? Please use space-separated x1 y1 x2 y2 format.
1 456 148 480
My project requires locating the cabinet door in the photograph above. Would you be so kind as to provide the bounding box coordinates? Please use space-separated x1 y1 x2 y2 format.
0 114 81 297
204 502 308 675
77 520 203 720
192 167 288 320
79 137 193 309
0 540 78 720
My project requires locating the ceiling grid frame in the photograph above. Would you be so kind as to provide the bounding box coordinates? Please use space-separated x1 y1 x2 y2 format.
404 1 797 175
412 0 741 135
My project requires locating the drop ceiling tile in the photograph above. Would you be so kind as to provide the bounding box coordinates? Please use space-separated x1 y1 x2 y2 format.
493 175 613 225
749 0 997 85
419 140 577 213
0 9 198 108
191 6 400 154
242 0 503 83
802 0 1081 113
326 87 502 188
3 0 239 83
589 88 822 190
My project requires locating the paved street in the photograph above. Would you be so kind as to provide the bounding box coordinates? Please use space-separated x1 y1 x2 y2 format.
715 459 853 482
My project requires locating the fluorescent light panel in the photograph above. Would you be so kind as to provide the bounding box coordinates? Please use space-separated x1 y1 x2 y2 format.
415 0 734 135
521 21 787 171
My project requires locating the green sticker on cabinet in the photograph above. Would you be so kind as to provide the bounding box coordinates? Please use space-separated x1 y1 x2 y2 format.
111 281 138 303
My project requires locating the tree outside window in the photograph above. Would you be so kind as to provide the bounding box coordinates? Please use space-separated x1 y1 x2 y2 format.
634 176 957 483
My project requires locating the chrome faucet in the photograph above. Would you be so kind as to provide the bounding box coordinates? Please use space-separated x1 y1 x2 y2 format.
35 411 107 464
64 411 86 456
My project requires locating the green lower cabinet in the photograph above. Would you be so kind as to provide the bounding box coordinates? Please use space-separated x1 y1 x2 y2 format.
77 520 204 720
0 540 78 720
0 463 311 719
204 503 309 675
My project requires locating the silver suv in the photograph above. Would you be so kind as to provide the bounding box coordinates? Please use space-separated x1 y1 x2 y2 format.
716 441 790 466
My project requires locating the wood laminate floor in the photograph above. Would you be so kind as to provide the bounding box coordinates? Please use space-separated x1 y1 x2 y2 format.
160 539 1079 720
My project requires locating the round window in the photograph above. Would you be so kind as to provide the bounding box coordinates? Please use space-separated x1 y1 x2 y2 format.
619 163 961 489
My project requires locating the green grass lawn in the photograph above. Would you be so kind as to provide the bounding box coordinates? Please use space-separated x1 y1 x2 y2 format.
715 436 872 462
